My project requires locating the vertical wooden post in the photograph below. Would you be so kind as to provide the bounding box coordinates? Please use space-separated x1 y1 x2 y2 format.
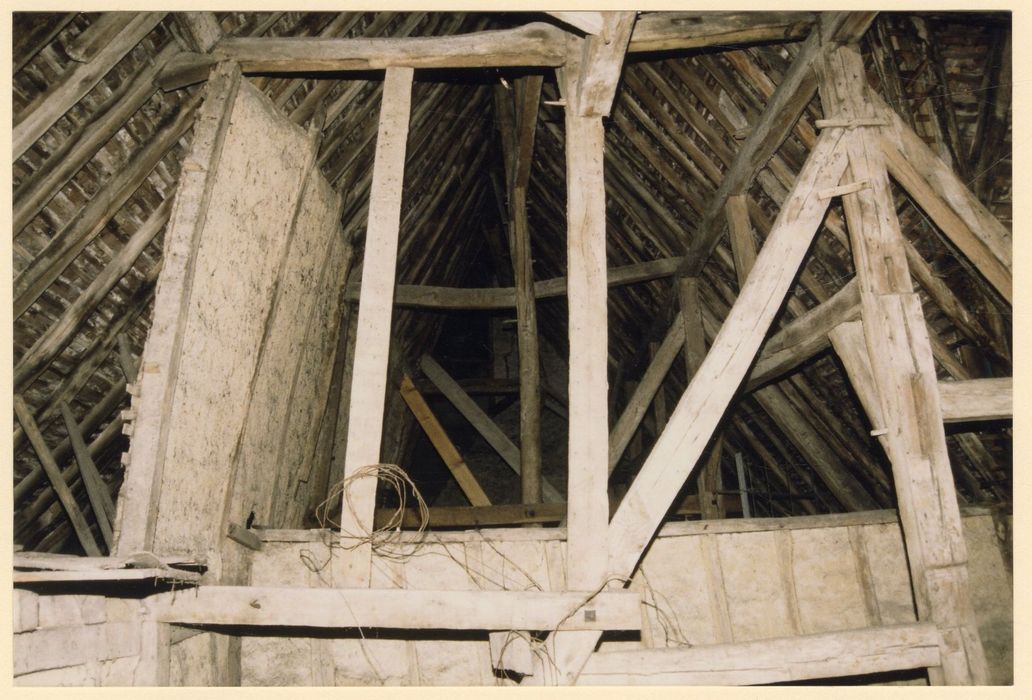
338 66 413 588
679 277 723 519
512 185 542 504
819 42 988 685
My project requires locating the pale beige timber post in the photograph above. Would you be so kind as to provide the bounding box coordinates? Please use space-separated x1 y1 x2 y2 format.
337 66 414 588
543 12 636 686
816 39 988 685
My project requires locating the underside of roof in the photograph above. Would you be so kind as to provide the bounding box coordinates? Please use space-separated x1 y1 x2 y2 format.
11 11 1012 554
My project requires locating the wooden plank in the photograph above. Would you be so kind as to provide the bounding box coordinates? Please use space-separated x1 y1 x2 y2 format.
419 354 563 503
206 22 566 72
546 12 606 36
726 194 757 286
13 568 200 584
608 313 684 474
938 378 1011 423
399 373 491 507
746 278 859 391
879 132 1011 303
571 12 636 117
337 67 413 587
579 623 940 685
628 11 815 53
15 198 171 389
173 12 223 52
606 127 847 582
507 75 544 504
59 402 114 548
679 12 875 276
156 587 642 632
13 12 165 160
373 493 742 529
344 256 685 309
14 395 102 557
820 43 989 685
112 62 242 557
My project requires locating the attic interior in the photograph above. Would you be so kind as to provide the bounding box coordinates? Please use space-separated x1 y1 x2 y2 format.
11 10 1013 687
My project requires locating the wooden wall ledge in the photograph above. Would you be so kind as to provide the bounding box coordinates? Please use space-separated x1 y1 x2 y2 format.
579 622 940 684
154 586 641 632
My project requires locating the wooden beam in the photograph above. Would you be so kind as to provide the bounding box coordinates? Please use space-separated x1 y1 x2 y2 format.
375 493 743 529
15 198 171 390
203 22 567 73
399 373 491 507
608 314 684 475
505 75 545 505
628 11 815 54
59 402 114 549
155 587 642 632
337 66 413 588
173 12 223 52
14 88 203 319
677 277 724 521
726 194 757 287
563 114 609 591
746 278 860 391
878 129 1011 303
13 13 77 74
938 378 1011 424
546 12 606 37
606 126 846 587
570 12 636 118
419 354 563 503
819 43 988 685
580 623 941 685
13 12 166 160
679 12 876 276
14 395 102 557
344 256 684 309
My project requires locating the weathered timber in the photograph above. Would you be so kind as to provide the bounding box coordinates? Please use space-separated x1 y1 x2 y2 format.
746 278 860 391
607 127 846 600
571 12 636 117
344 256 684 309
155 587 641 631
200 22 567 72
14 89 203 319
15 198 171 390
609 313 684 475
59 402 115 548
13 12 166 160
173 12 223 52
679 12 876 276
338 67 413 588
399 373 491 507
112 63 242 556
580 623 940 685
879 131 1011 303
14 395 102 557
14 42 180 234
419 354 563 504
820 43 988 684
628 11 815 53
546 12 606 36
938 378 1012 423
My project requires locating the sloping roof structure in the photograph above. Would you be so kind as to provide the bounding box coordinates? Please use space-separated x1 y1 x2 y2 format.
11 10 1011 552
9 9 1016 689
